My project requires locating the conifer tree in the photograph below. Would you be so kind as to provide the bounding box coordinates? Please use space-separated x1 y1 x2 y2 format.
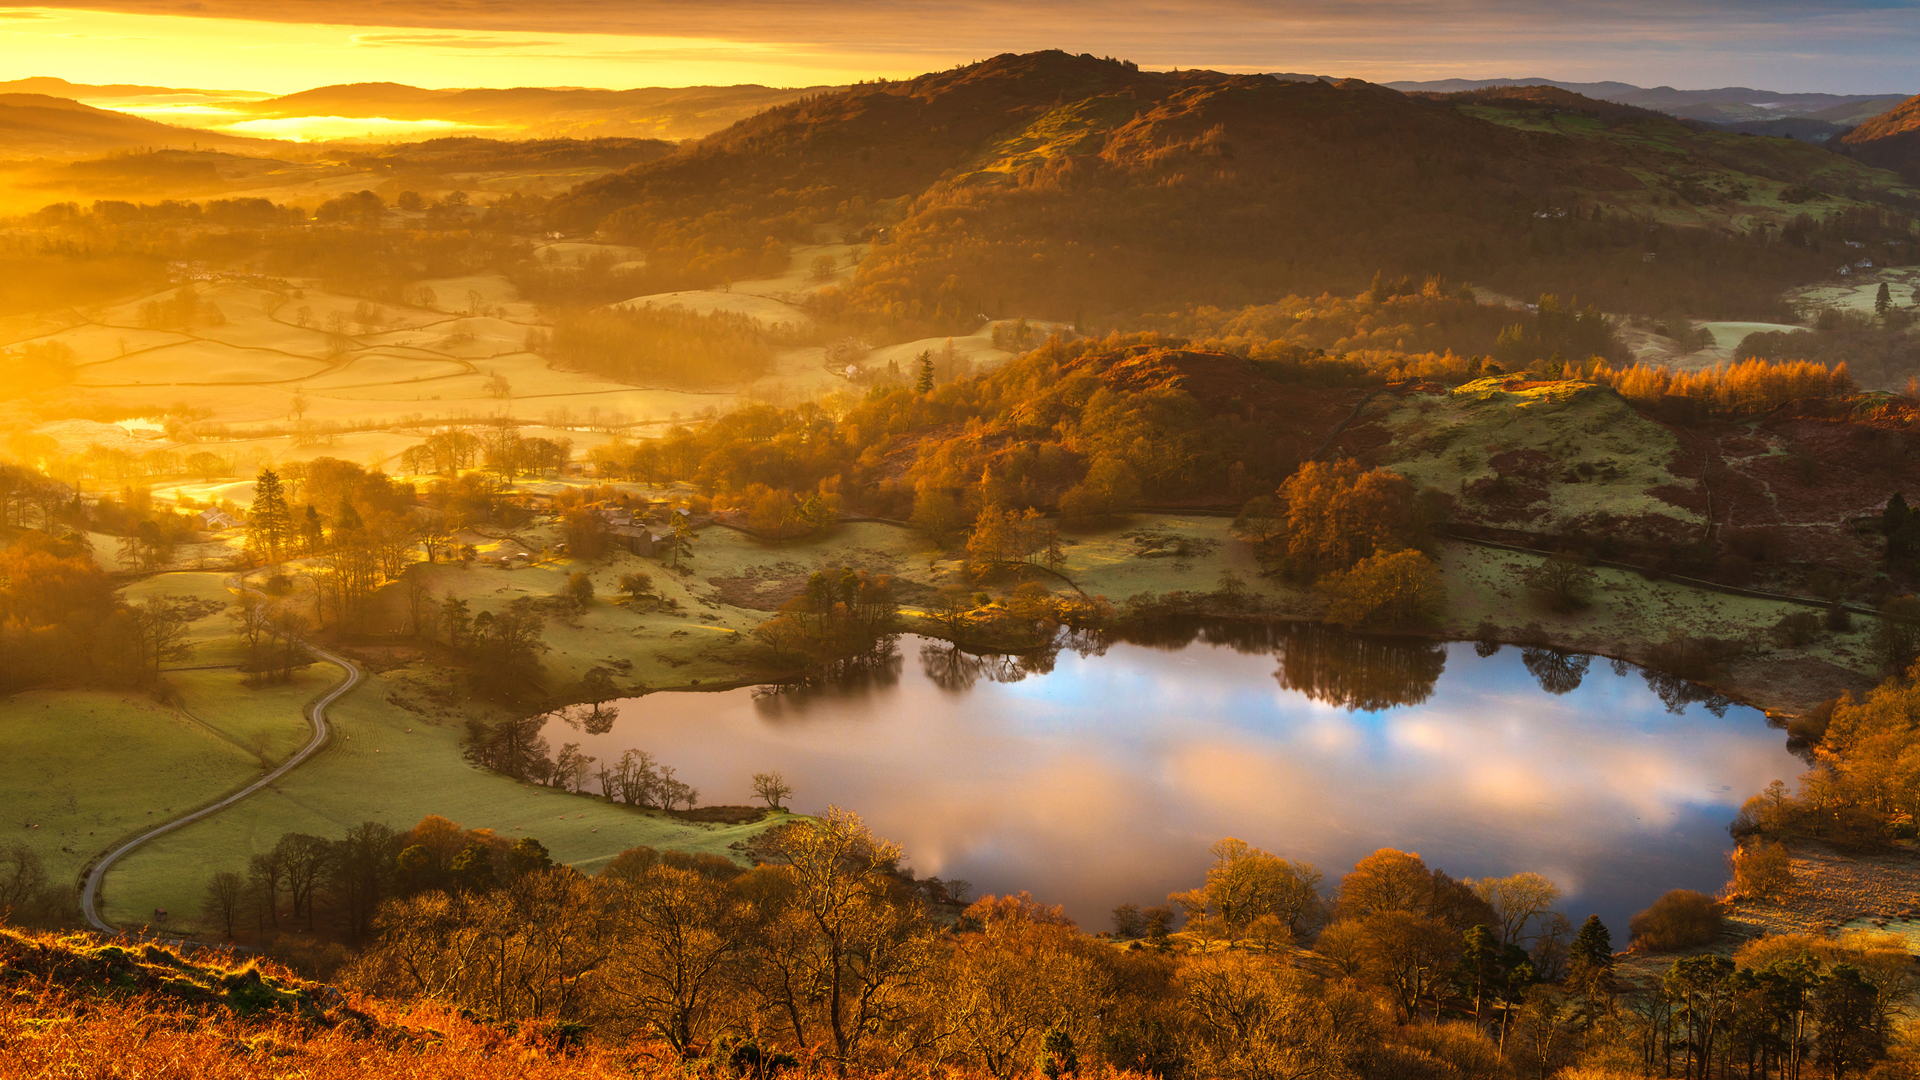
915 350 935 393
247 468 291 562
1877 282 1893 317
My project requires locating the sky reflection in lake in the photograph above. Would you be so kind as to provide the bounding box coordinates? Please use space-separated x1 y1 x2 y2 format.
568 632 1800 933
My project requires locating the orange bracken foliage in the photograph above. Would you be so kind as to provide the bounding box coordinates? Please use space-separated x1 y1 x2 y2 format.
1587 358 1854 415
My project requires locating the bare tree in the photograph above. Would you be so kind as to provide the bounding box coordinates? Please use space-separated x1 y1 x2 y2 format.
752 770 794 810
201 870 245 939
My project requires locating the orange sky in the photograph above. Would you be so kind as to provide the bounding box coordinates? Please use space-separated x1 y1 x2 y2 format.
3 1 1916 94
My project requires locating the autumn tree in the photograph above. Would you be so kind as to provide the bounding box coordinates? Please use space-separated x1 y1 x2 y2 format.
1276 459 1425 578
1320 548 1446 627
756 807 935 1063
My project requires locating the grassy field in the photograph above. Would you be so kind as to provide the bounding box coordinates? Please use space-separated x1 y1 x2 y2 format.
0 673 318 898
98 659 788 932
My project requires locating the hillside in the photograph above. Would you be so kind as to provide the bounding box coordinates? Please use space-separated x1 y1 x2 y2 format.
0 94 275 158
1385 77 1912 126
551 51 1920 334
1839 94 1920 179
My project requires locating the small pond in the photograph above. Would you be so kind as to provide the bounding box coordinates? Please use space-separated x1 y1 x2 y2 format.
552 622 1801 934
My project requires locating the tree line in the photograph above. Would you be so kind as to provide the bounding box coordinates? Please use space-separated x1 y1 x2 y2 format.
178 804 1917 1079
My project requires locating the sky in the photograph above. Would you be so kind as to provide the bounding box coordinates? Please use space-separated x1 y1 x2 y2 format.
2 0 1917 95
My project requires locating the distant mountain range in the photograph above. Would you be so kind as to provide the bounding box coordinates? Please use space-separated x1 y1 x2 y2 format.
0 94 274 158
1382 77 1910 136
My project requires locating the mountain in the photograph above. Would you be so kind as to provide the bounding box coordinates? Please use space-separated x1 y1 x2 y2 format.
0 94 275 158
1838 95 1920 180
1384 77 1911 127
0 76 267 101
232 82 835 141
550 51 1917 331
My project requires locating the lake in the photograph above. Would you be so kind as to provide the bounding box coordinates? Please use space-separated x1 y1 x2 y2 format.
552 622 1801 936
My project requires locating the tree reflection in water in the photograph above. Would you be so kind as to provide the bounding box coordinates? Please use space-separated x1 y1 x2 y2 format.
750 637 904 720
1521 647 1590 696
918 628 1112 692
1272 624 1447 711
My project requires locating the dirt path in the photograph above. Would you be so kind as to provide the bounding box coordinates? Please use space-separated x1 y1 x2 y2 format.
78 640 363 933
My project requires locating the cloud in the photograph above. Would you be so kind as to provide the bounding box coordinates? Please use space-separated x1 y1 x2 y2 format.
0 8 58 15
15 0 1920 91
350 31 560 48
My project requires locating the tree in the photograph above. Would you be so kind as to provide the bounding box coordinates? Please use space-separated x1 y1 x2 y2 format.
1566 914 1615 999
1058 457 1142 523
1278 459 1423 577
753 770 794 810
247 468 292 562
1320 548 1446 628
811 253 838 281
758 806 934 1063
1628 889 1723 952
915 350 935 393
201 870 245 939
618 571 654 602
485 370 512 398
133 596 196 677
1471 872 1561 947
506 837 554 878
1522 552 1596 612
565 571 595 610
600 861 752 1057
1729 839 1794 900
1877 282 1893 318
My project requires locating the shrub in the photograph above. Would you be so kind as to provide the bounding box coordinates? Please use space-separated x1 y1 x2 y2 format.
1728 841 1794 900
1772 611 1823 648
1628 889 1723 951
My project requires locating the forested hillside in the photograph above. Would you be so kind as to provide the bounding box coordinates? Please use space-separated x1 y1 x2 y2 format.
549 51 1919 336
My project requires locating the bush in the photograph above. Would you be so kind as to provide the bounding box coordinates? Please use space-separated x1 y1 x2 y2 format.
1728 841 1794 900
1628 889 1723 951
1772 610 1823 648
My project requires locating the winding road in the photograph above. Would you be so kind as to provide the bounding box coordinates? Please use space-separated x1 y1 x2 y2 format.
79 640 363 933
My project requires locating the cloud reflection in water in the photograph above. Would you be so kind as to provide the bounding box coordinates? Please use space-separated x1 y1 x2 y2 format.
571 633 1797 931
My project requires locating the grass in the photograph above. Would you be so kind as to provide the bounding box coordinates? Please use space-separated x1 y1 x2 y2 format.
98 658 790 932
0 678 311 894
1371 378 1699 533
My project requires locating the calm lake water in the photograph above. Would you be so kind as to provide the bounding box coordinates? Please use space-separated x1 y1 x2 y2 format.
555 623 1801 935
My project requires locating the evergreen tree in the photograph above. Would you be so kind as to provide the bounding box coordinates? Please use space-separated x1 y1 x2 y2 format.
1567 914 1616 998
246 468 291 561
915 350 935 393
1877 282 1893 317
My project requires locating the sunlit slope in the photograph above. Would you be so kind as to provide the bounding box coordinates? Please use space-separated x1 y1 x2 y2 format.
550 51 1919 327
1839 94 1920 176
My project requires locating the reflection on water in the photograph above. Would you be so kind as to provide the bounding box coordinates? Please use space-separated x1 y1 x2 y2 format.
561 625 1798 932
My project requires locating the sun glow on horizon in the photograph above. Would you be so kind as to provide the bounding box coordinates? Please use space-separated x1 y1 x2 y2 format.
0 7 921 95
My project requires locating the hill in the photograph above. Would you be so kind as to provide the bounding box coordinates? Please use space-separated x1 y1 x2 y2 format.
550 52 1920 334
1838 94 1920 180
233 82 834 141
1385 77 1912 126
0 94 276 158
